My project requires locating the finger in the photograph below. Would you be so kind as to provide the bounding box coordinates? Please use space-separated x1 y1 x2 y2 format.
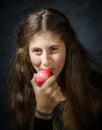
51 86 61 99
60 93 66 102
41 75 57 88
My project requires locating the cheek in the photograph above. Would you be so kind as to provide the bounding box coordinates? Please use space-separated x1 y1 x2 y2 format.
54 54 66 70
55 53 66 64
53 54 66 76
30 55 41 67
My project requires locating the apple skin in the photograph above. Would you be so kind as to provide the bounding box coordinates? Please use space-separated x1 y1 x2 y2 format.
36 69 53 87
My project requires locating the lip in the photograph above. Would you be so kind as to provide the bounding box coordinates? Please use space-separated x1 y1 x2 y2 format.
40 68 55 72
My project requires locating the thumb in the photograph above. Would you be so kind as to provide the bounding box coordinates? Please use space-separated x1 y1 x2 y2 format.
31 73 38 89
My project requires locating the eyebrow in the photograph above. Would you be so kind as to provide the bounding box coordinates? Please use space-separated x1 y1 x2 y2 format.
31 47 41 50
49 43 60 47
31 43 60 48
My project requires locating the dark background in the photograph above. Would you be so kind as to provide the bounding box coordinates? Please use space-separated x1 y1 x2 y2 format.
0 0 102 130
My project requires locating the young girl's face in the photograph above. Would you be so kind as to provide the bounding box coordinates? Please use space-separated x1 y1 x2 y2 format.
29 32 66 77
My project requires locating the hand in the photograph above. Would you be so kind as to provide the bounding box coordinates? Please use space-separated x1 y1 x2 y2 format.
31 73 65 114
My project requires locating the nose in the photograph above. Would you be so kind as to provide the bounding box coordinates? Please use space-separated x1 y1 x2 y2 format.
41 52 52 67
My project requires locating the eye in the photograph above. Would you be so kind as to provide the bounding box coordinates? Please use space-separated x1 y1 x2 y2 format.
32 48 42 55
50 46 58 53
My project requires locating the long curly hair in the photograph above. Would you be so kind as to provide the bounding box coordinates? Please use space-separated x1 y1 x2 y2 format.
8 8 102 130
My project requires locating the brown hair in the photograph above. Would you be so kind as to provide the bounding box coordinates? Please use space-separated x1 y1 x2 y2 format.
8 8 102 130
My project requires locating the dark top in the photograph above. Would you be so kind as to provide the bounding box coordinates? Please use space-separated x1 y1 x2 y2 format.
34 117 53 130
34 110 102 130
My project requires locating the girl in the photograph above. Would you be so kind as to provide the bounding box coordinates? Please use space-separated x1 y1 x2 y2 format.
8 8 102 130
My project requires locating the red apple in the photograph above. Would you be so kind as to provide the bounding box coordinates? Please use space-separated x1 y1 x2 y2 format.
36 69 53 87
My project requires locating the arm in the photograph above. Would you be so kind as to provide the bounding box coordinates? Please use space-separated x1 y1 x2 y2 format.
31 74 65 130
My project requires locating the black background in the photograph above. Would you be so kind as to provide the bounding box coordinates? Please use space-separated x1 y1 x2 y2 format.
0 0 102 130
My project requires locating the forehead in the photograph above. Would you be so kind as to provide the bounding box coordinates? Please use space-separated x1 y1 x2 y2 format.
29 31 64 46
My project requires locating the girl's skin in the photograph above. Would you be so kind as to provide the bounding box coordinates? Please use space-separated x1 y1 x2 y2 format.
29 31 66 119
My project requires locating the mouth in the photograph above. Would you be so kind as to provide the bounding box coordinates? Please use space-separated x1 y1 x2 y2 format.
40 68 55 72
